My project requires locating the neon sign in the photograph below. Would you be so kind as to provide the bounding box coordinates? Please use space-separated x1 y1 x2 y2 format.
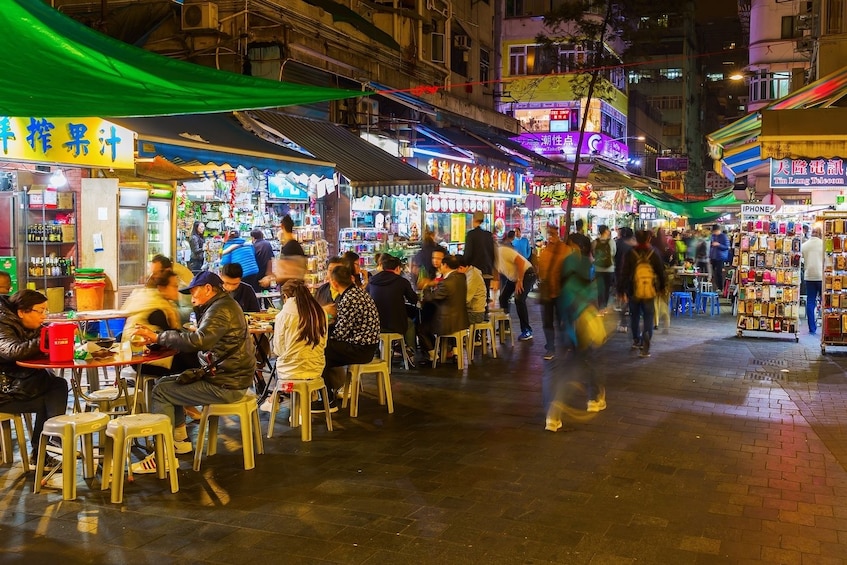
426 159 517 195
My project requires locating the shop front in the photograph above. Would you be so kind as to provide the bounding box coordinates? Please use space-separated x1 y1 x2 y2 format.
0 115 134 310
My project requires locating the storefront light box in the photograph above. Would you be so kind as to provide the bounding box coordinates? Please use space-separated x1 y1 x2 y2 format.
268 174 308 201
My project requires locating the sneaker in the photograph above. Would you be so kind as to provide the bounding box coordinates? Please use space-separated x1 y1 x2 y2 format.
311 390 339 413
545 419 562 432
640 335 651 358
586 399 607 412
130 453 168 475
518 331 533 341
29 454 61 472
543 351 555 360
631 341 642 350
173 440 193 455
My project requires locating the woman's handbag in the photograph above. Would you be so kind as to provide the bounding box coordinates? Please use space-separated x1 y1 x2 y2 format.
0 369 51 404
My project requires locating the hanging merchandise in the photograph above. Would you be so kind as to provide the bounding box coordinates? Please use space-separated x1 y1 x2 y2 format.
732 210 801 342
819 213 847 353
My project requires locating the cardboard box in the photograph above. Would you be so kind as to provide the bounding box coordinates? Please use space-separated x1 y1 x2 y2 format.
60 224 76 242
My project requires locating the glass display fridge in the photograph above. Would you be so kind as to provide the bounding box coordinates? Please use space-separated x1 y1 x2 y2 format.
118 187 174 293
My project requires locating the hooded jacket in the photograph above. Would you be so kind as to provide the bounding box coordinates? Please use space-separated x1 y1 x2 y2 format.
366 270 419 335
0 295 42 375
157 290 254 389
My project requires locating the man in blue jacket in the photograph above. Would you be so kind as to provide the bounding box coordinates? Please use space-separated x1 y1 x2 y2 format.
709 224 730 297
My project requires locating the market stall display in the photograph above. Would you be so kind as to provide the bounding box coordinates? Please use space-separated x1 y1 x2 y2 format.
293 224 328 289
339 228 388 272
820 213 847 353
732 216 801 342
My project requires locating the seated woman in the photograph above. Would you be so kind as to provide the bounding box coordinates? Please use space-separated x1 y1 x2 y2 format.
0 290 69 469
266 279 328 412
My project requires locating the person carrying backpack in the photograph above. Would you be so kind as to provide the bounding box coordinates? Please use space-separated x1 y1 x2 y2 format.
591 225 616 311
620 230 666 357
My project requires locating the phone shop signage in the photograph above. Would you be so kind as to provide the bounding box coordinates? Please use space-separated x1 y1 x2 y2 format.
770 157 847 189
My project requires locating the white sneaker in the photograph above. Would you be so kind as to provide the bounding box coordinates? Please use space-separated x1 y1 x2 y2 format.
545 419 562 432
587 399 607 412
130 453 164 475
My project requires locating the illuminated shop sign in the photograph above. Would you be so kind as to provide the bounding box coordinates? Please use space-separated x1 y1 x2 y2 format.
425 194 492 214
426 159 517 195
530 182 597 208
770 157 847 189
0 116 134 169
514 132 629 166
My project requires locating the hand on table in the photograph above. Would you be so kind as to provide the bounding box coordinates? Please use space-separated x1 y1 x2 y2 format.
132 325 158 345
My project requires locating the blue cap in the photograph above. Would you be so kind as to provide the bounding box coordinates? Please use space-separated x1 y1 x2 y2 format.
179 271 223 294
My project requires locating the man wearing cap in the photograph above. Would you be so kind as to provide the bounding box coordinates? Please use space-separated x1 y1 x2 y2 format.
130 271 255 473
464 211 495 319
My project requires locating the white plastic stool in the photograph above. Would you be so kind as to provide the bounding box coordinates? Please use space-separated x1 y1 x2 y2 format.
103 413 179 504
379 332 410 371
489 311 515 346
469 320 498 359
432 329 471 369
0 412 28 468
194 391 264 471
266 378 333 441
343 359 394 417
34 412 110 500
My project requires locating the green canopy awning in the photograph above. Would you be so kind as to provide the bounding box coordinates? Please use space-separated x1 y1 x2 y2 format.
1 0 360 118
628 189 739 225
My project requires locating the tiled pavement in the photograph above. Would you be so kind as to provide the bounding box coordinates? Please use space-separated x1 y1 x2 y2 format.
2 304 847 564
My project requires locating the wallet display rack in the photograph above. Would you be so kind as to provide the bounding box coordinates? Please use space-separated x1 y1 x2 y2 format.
819 213 847 353
731 215 802 342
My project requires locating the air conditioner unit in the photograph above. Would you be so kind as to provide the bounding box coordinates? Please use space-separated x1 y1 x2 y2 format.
796 37 815 51
182 2 219 31
795 13 814 31
453 34 470 50
357 98 379 126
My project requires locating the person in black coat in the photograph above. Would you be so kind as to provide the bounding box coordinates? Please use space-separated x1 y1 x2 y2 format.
422 255 470 342
464 211 495 316
366 255 419 360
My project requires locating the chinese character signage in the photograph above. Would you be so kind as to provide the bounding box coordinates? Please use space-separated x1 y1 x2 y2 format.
514 132 629 166
426 159 517 196
770 157 847 189
638 204 657 220
0 116 134 169
530 182 597 208
656 157 689 172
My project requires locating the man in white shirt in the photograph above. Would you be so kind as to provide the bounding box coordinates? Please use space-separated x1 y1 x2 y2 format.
496 244 537 341
800 227 823 335
457 254 486 324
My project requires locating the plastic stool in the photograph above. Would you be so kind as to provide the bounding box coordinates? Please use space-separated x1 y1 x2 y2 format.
489 311 515 345
102 413 179 504
699 292 720 316
670 292 694 317
194 391 264 471
0 412 28 468
432 329 471 369
343 358 393 417
379 332 410 371
266 378 332 441
34 412 110 500
469 320 497 359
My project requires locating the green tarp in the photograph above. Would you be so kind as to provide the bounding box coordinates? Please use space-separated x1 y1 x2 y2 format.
628 189 739 225
1 0 360 118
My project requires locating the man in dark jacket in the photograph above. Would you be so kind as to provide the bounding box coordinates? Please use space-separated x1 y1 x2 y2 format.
251 228 274 291
709 224 730 296
464 211 495 317
619 230 666 358
131 271 255 473
422 255 470 361
366 254 418 361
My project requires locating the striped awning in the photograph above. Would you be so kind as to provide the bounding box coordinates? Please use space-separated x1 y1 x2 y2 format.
717 142 768 182
248 111 439 197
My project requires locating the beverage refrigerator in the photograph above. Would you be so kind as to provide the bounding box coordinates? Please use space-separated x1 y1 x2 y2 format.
116 187 173 306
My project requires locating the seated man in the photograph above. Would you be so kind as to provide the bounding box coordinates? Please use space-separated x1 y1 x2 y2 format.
320 264 381 410
366 254 419 364
314 256 345 308
220 263 260 313
130 272 255 473
421 254 469 360
456 254 486 325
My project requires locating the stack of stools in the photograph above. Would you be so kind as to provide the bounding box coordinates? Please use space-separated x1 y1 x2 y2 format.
670 292 694 317
489 310 515 346
469 319 497 359
0 412 28 469
102 413 179 504
343 358 393 417
194 391 264 471
432 329 471 369
266 378 333 441
33 412 110 500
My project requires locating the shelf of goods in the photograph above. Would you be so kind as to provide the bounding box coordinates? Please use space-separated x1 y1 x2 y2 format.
819 214 847 352
293 225 328 289
732 220 802 342
339 228 389 271
25 191 77 311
